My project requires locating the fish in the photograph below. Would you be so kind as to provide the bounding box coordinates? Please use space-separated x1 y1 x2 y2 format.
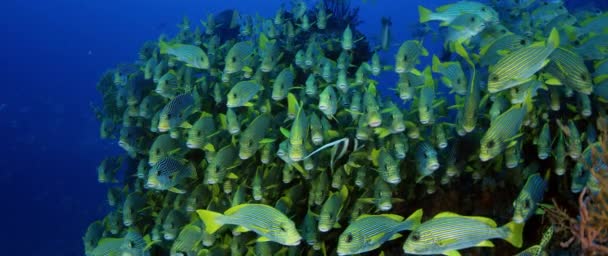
535 122 551 160
147 157 197 193
148 134 180 166
487 28 559 93
402 212 524 255
123 192 146 227
227 80 262 108
224 41 254 74
163 209 187 240
395 40 428 74
171 224 202 256
272 67 295 101
416 142 440 181
417 67 436 125
239 113 271 160
445 13 487 47
97 156 123 183
479 104 528 162
159 41 210 69
418 2 499 25
197 204 302 246
318 186 349 232
319 85 338 118
432 55 466 95
376 148 401 184
512 173 547 224
380 17 392 51
337 209 423 255
545 47 593 95
186 113 217 150
158 93 196 133
342 25 354 51
205 145 239 185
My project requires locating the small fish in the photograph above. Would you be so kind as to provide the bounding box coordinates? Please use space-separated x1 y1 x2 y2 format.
122 192 146 227
97 156 123 183
418 2 499 25
147 157 197 193
535 122 551 160
186 113 216 149
158 93 196 133
376 148 401 184
318 186 349 232
403 212 524 255
487 29 559 93
225 108 241 135
227 80 262 108
205 145 239 185
159 41 209 69
342 25 354 51
171 224 203 256
416 142 440 181
512 173 547 224
197 204 302 246
224 41 254 74
239 114 271 160
417 67 436 125
395 40 428 74
445 14 486 47
432 55 466 95
545 47 593 95
148 134 180 166
380 17 392 51
479 104 527 162
337 209 423 255
319 85 338 118
479 34 531 67
272 67 295 101
163 209 187 240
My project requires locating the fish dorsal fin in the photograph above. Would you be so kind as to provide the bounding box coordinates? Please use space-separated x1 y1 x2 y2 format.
442 250 462 256
381 214 404 222
433 212 461 219
476 240 495 247
234 225 250 233
467 216 497 227
224 204 251 216
256 236 270 242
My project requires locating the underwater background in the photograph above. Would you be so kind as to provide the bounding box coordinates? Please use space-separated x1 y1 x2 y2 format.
2 0 608 255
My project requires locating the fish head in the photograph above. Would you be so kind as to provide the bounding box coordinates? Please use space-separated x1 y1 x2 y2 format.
146 167 170 190
402 229 439 254
512 191 533 224
337 228 367 255
186 128 205 149
479 137 501 162
270 220 302 246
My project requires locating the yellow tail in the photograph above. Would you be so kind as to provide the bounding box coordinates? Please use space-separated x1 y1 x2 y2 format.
196 209 224 234
502 221 524 248
418 6 433 23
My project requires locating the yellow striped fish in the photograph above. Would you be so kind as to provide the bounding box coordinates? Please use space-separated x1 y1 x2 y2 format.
402 212 524 255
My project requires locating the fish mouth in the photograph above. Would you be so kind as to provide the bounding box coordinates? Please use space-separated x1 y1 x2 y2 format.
318 104 328 111
379 203 392 211
271 95 283 101
395 67 405 73
479 154 491 162
123 220 133 227
239 152 251 160
186 141 199 149
512 216 524 224
318 226 330 232
163 233 175 240
369 120 382 127
157 125 169 132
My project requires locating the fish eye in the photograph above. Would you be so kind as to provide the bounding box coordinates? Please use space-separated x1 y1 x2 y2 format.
481 7 487 11
167 114 172 119
500 29 507 34
456 78 462 84
520 39 526 45
232 56 237 63
197 131 201 137
470 16 476 22
345 233 353 243
513 87 519 93
573 40 580 46
491 75 499 82
411 232 420 241
279 225 286 232
403 55 408 61
156 170 161 176
487 140 495 148
128 241 135 248
580 73 587 81
156 148 161 154
232 93 237 98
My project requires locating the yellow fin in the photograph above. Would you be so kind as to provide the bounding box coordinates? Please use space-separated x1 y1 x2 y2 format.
234 225 250 233
476 240 494 247
443 250 461 256
196 209 224 234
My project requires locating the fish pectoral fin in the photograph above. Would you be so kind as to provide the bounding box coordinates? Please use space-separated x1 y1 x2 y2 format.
442 250 462 256
169 187 186 194
256 236 271 243
234 225 251 233
388 233 402 241
476 240 494 247
437 238 458 247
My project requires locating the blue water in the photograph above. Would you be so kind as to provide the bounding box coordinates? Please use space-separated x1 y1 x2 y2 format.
2 0 605 255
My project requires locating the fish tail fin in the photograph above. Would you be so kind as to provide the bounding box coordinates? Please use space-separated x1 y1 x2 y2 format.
418 6 433 23
400 208 423 231
159 40 169 54
196 209 225 234
547 28 560 49
500 221 524 248
431 55 441 73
